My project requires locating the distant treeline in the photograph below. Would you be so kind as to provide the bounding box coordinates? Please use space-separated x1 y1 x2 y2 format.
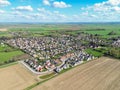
85 29 106 31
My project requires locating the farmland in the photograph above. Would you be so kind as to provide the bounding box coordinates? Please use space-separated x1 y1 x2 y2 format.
85 48 103 57
0 23 120 38
0 43 25 65
32 57 120 90
0 51 24 63
0 63 38 90
0 23 120 90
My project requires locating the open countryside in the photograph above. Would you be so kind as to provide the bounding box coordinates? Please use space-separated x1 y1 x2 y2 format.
0 23 120 90
32 57 120 90
0 0 120 90
0 63 38 90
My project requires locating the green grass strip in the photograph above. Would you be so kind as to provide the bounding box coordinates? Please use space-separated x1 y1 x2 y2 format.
40 72 56 79
0 62 17 68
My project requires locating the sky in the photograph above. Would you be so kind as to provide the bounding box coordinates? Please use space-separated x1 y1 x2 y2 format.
0 0 120 22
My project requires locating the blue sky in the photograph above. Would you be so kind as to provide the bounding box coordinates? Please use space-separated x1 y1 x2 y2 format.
0 0 120 22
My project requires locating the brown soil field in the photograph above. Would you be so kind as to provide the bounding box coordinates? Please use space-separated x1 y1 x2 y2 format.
33 57 120 90
0 63 38 90
0 28 7 32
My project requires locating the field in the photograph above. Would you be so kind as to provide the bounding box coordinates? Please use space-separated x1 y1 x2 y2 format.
0 44 25 64
8 23 120 38
0 28 7 32
0 23 120 38
0 51 24 62
32 57 120 90
0 63 38 90
85 48 103 57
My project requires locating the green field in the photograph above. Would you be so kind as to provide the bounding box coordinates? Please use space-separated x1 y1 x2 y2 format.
0 44 24 64
0 51 24 63
85 48 103 57
0 23 120 38
6 23 120 38
0 32 11 37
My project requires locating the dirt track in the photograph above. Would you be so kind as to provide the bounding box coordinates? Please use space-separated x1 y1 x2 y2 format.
33 57 120 90
0 63 38 90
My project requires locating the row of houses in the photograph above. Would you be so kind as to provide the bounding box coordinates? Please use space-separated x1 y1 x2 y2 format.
54 51 94 73
112 39 120 47
24 50 94 73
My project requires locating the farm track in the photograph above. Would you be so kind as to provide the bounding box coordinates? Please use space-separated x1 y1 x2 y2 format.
32 57 120 90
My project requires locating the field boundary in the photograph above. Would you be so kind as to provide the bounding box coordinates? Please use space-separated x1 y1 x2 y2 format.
0 62 17 68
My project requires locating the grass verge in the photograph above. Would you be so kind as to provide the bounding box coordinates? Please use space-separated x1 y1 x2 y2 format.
40 72 56 79
0 62 17 68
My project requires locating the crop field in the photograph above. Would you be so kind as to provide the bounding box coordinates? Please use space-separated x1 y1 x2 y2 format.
0 63 38 90
32 57 120 90
0 23 120 38
8 24 120 38
0 44 25 64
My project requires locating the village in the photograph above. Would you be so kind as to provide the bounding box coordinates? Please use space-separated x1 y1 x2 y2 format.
3 33 98 74
2 31 119 74
0 30 118 74
1 0 120 89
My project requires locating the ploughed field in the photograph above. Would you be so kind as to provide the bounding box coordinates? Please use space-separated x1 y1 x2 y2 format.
0 63 38 90
33 57 120 90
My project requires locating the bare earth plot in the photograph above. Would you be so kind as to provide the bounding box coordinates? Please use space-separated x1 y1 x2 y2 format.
33 57 120 90
0 63 38 90
0 28 7 32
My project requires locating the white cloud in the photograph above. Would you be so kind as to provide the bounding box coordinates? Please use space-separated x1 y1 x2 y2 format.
53 1 71 8
37 8 46 12
113 6 120 12
21 15 34 19
33 8 67 21
12 11 22 15
0 10 5 13
93 0 120 12
0 0 11 6
90 14 98 18
43 0 50 6
108 0 120 6
13 5 33 12
79 0 120 21
42 0 71 8
37 8 52 15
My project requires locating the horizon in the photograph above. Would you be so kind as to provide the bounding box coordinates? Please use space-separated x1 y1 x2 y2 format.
0 0 120 22
1 21 120 24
